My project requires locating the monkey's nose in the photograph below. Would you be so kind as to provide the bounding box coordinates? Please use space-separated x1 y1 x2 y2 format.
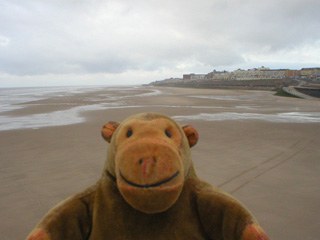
139 157 157 181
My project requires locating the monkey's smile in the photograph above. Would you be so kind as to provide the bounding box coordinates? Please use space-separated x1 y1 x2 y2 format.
119 170 180 188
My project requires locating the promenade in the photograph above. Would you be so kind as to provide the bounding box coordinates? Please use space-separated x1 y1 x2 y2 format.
283 86 320 100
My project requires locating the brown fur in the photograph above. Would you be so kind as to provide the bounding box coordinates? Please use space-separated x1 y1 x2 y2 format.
26 112 269 240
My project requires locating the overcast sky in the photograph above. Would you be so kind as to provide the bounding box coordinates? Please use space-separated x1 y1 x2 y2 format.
1 0 320 87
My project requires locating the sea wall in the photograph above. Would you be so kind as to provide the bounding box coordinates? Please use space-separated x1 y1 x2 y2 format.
295 87 320 98
149 78 299 91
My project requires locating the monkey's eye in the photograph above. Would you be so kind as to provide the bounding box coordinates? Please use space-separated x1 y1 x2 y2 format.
126 129 133 138
165 129 172 138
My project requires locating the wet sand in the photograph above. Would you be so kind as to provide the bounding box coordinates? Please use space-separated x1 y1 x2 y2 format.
1 86 319 239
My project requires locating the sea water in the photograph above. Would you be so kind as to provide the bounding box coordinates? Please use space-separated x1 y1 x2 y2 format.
1 85 320 131
0 86 159 131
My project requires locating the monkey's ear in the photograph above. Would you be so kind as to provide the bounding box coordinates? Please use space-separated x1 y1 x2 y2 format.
182 125 198 148
101 121 120 143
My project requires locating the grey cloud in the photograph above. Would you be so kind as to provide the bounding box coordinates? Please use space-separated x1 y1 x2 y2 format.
0 0 319 78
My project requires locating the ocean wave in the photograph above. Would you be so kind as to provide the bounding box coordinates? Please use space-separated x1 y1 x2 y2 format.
173 112 320 123
0 104 143 131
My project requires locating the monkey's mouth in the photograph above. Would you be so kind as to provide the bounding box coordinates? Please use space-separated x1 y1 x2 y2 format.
119 170 180 189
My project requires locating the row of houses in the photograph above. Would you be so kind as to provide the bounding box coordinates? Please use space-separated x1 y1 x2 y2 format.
183 67 320 81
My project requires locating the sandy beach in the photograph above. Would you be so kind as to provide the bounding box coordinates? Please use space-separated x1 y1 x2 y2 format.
1 86 320 239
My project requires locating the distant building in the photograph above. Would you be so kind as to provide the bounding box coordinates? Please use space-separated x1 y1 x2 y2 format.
258 66 270 71
183 73 206 80
207 70 230 80
183 74 192 80
185 66 320 82
300 68 320 79
313 68 320 80
233 68 262 80
260 69 287 79
300 68 313 78
285 70 299 78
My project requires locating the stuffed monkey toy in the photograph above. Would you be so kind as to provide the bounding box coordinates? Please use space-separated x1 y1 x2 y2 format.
27 112 269 240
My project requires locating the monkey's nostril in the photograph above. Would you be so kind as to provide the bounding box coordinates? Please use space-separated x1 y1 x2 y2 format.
139 159 143 165
153 157 157 163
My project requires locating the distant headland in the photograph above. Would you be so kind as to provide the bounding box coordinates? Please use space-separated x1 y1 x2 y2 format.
148 67 320 99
